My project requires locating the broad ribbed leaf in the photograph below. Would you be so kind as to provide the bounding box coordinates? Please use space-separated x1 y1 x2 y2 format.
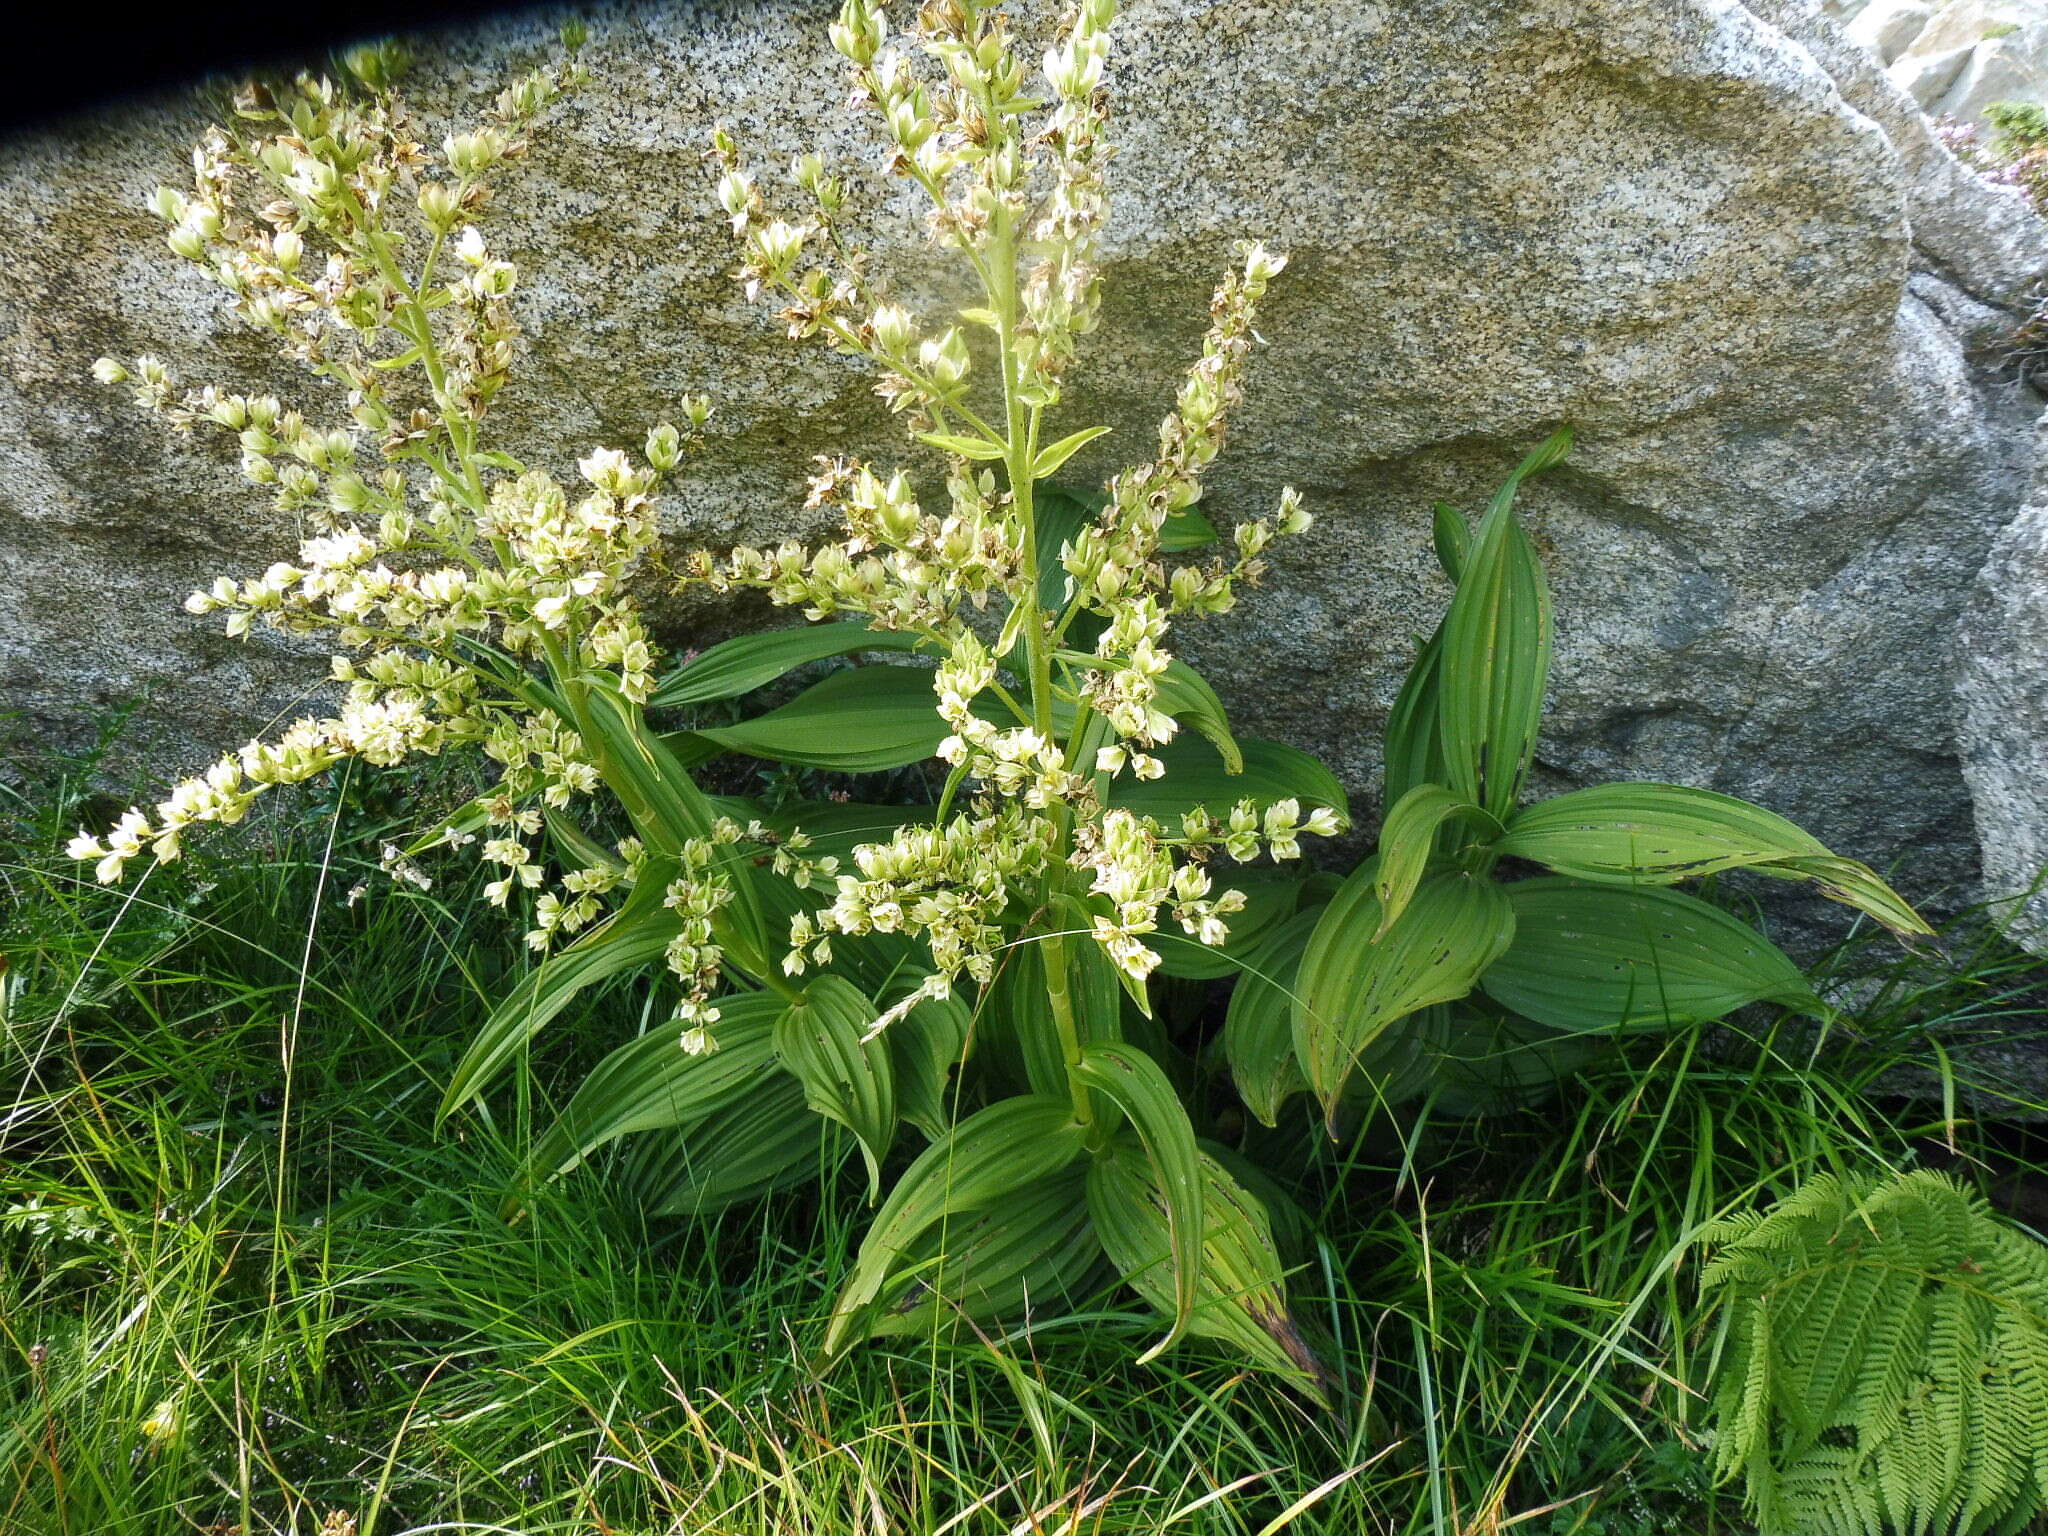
649 621 922 708
1422 1004 1607 1116
866 1162 1104 1338
982 907 1121 1101
1154 658 1243 775
1432 500 1470 583
1373 783 1501 936
1767 855 1933 945
578 683 721 848
1072 1043 1204 1359
1223 906 1319 1126
775 975 898 1199
623 1068 839 1216
401 788 513 860
1088 1141 1329 1401
1495 782 1933 941
1161 508 1218 552
885 984 972 1141
542 809 625 876
1051 651 1243 777
1498 781 1825 877
524 990 781 1183
825 1094 1087 1355
439 859 681 1121
915 430 1006 460
576 685 774 974
1382 622 1448 810
1480 878 1823 1033
1111 734 1348 825
677 665 948 772
1293 865 1516 1125
1437 430 1570 821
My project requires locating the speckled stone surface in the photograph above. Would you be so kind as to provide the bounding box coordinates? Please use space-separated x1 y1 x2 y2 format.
1961 419 2048 952
3 0 2045 934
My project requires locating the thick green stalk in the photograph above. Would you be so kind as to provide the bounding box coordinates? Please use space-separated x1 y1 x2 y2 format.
992 211 1093 1130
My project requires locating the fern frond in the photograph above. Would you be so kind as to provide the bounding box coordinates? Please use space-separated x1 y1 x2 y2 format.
1701 1167 2048 1536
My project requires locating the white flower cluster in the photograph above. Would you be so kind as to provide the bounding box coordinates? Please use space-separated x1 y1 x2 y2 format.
700 0 1341 994
69 38 738 1031
792 802 1059 987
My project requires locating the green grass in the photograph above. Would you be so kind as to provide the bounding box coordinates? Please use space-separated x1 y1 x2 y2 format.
5 746 2046 1536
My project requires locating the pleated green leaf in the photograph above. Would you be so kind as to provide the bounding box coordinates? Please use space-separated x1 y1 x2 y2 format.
400 788 512 860
648 621 923 708
1110 734 1348 825
1292 864 1515 1125
675 665 949 772
865 1161 1104 1338
1222 906 1320 1127
1087 1141 1329 1401
1432 500 1470 583
981 908 1120 1101
774 975 898 1199
1372 783 1502 937
884 984 972 1141
1496 782 1933 942
914 429 1006 460
1421 1004 1608 1117
575 685 774 973
1436 430 1569 821
523 990 782 1184
623 1068 840 1217
577 682 722 848
1161 508 1219 552
1766 855 1934 945
1072 1042 1204 1360
439 859 681 1121
825 1094 1087 1356
1480 878 1823 1033
1154 658 1243 775
1382 620 1449 810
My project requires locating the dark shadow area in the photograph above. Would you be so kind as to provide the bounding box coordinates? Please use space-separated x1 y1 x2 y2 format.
4 1 544 133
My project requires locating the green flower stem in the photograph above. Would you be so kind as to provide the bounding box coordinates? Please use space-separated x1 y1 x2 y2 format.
991 209 1094 1132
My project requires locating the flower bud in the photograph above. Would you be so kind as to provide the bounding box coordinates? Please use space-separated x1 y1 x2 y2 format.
417 182 461 229
271 229 304 272
829 0 885 64
1276 486 1311 537
682 394 713 429
150 186 187 225
869 303 914 354
645 421 682 471
205 394 249 430
444 129 508 176
91 357 128 385
328 471 371 513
